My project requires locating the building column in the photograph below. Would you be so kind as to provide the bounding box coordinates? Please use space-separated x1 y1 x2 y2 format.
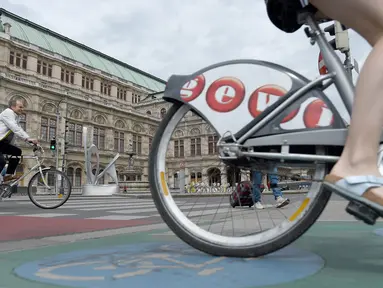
27 55 37 73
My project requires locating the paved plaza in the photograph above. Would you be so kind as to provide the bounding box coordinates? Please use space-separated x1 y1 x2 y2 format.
1 194 383 287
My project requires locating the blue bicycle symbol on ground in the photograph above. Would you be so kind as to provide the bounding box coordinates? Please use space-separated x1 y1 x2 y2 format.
14 242 324 288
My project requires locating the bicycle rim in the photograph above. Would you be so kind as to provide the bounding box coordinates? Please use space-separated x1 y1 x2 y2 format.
28 169 72 209
149 102 331 257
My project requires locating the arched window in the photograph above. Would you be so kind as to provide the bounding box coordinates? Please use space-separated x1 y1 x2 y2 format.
207 168 221 186
174 173 179 189
75 168 82 187
19 113 26 131
197 172 202 182
67 167 74 185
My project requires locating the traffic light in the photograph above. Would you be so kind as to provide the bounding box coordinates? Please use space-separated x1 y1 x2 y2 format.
64 123 69 154
324 21 349 52
64 141 69 154
50 138 56 151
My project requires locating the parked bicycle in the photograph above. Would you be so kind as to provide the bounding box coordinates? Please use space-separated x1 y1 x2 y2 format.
149 10 370 258
0 142 72 209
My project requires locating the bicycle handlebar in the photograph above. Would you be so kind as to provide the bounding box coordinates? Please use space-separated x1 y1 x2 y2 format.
26 141 45 154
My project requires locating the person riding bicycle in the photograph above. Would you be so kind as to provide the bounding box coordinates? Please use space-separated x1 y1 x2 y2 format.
265 1 383 211
0 99 38 183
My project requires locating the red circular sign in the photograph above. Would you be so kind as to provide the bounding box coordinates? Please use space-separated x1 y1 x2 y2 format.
248 84 298 123
318 53 328 75
206 77 245 113
303 99 334 128
181 74 206 102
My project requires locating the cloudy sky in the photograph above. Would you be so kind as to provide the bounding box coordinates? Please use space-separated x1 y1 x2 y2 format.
2 0 371 84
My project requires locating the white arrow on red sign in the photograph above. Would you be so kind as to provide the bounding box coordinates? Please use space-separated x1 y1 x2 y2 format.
318 52 329 75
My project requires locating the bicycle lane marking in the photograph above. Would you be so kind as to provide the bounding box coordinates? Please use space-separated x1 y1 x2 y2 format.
3 222 383 288
13 241 324 288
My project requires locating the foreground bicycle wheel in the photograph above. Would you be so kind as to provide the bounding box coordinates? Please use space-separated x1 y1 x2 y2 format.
149 102 332 258
28 168 72 209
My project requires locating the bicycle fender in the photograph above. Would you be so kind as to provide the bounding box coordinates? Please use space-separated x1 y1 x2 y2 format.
163 59 346 137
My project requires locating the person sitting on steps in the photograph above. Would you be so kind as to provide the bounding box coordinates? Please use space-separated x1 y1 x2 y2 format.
0 98 38 183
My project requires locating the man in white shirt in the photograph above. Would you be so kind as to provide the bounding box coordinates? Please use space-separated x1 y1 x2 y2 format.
0 98 38 182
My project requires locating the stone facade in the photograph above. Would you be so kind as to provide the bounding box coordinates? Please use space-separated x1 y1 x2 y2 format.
0 22 228 190
0 17 311 192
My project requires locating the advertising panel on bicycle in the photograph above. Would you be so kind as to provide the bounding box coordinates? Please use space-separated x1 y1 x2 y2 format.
279 97 334 130
178 62 335 136
179 63 293 136
318 52 329 75
248 84 299 123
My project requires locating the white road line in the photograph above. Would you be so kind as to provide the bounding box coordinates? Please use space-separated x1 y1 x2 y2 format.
62 203 156 210
16 213 78 218
108 207 160 214
186 208 232 217
62 201 185 211
86 215 152 220
16 201 156 208
16 199 157 206
108 204 227 215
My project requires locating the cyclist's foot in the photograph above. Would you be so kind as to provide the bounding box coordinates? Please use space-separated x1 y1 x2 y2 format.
329 163 383 207
324 174 383 207
254 202 264 210
325 163 383 215
275 196 290 208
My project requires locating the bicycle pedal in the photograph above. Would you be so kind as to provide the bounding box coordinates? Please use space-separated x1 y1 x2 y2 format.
345 201 379 225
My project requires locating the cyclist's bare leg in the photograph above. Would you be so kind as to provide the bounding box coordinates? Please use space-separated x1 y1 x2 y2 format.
310 0 383 205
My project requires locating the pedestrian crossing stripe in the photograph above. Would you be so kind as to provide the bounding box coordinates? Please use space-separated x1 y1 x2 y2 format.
0 197 196 220
16 213 78 218
87 215 158 221
0 196 300 221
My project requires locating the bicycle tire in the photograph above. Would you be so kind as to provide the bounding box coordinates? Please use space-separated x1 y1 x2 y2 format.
149 102 332 258
27 168 72 209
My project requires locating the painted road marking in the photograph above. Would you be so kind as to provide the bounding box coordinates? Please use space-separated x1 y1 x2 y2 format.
108 207 162 214
0 216 153 242
13 241 324 288
87 215 156 221
16 213 78 218
76 204 160 211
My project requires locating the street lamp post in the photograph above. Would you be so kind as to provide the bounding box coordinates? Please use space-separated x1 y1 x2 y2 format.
55 98 66 171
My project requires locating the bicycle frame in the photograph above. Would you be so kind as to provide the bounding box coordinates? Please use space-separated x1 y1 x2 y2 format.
0 145 50 196
163 12 368 171
227 15 354 139
222 13 355 164
6 155 49 188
